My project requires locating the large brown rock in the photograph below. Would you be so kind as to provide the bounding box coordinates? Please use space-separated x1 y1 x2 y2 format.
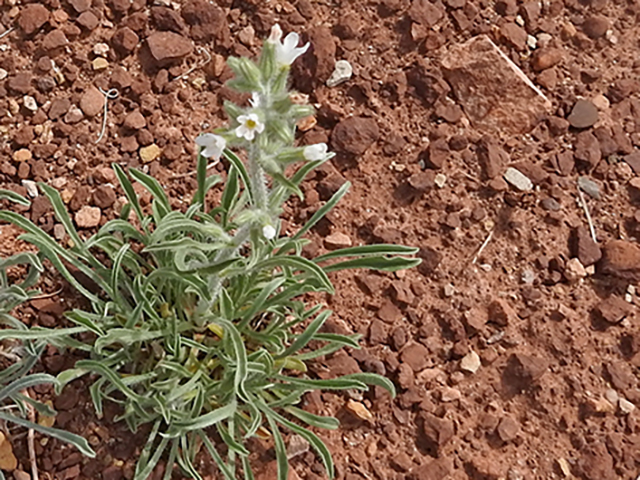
599 240 640 280
147 31 193 64
18 4 50 35
181 0 230 45
331 116 379 155
441 35 552 134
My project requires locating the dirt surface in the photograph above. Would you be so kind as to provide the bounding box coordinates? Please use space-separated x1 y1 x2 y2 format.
2 0 640 478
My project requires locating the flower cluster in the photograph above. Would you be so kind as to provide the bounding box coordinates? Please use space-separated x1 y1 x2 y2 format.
195 24 328 240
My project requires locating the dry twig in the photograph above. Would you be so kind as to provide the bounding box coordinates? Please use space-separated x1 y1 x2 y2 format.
471 228 495 265
577 188 597 243
22 391 39 480
95 88 119 144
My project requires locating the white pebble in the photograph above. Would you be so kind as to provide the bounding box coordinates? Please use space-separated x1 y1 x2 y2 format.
93 43 110 56
460 350 481 374
526 35 537 49
326 60 353 88
504 167 533 192
434 173 447 188
23 95 38 112
21 180 38 198
619 398 636 414
537 33 552 48
0 68 7 80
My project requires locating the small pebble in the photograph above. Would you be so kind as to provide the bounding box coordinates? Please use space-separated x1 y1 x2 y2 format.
139 144 162 163
537 33 552 48
604 389 619 405
53 224 66 240
619 397 636 414
460 350 481 374
504 167 533 191
13 149 32 162
21 180 38 198
541 197 561 211
440 387 462 402
526 35 537 49
92 57 109 70
23 95 38 112
591 94 610 110
564 258 587 283
578 176 601 199
434 173 447 188
443 284 455 297
0 68 7 81
93 42 109 56
568 100 599 129
520 268 535 284
326 60 353 88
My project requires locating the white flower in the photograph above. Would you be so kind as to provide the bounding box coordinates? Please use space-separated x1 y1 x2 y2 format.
303 143 328 161
195 133 226 160
262 224 276 240
273 31 309 67
268 24 283 43
250 92 260 108
235 113 265 141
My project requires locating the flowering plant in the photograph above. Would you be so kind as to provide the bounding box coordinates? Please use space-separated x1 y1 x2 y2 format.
0 27 419 479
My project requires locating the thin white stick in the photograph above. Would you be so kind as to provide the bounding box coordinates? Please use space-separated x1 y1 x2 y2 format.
22 391 39 480
472 228 495 265
173 46 212 82
95 88 119 144
577 188 597 243
0 27 14 40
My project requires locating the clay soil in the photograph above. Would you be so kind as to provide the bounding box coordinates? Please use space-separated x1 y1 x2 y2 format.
3 0 640 478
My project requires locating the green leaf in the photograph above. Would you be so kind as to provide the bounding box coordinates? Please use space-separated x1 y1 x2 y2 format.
277 310 331 358
195 153 207 208
199 430 236 480
129 168 171 218
0 327 86 341
322 256 422 273
267 415 288 480
0 411 96 457
274 375 368 391
253 257 333 293
342 373 396 398
285 407 340 430
222 150 253 204
170 400 236 433
314 245 419 262
0 189 30 206
293 182 350 240
113 163 147 233
0 374 56 402
39 183 86 253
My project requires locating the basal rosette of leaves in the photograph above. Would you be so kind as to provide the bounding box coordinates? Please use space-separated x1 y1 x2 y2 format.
0 217 95 480
0 27 420 480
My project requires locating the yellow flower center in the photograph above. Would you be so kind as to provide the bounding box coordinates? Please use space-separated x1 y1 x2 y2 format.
246 119 257 129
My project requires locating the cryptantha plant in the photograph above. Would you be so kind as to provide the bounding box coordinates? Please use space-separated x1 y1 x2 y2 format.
0 27 419 479
0 212 95 480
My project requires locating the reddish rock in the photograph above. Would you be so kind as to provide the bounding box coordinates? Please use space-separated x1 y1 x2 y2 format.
424 138 449 169
181 0 229 44
400 343 430 371
18 4 50 35
75 206 101 228
531 48 564 71
324 232 352 250
500 22 527 50
477 138 507 179
488 299 517 326
509 353 549 384
496 416 519 442
599 240 640 280
147 31 193 64
547 116 570 136
406 63 449 107
42 29 68 52
574 131 601 168
77 11 99 30
80 86 104 117
582 15 610 39
48 98 71 120
93 185 117 209
111 27 139 54
410 458 453 480
420 413 454 449
111 66 133 89
331 116 379 155
102 466 123 480
409 0 445 27
442 35 552 134
109 0 131 15
595 296 633 324
8 73 33 94
377 299 402 324
123 110 146 130
609 79 640 103
568 100 599 129
69 0 91 13
571 227 602 266
417 247 442 276
606 361 635 390
151 6 187 33
577 442 616 480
